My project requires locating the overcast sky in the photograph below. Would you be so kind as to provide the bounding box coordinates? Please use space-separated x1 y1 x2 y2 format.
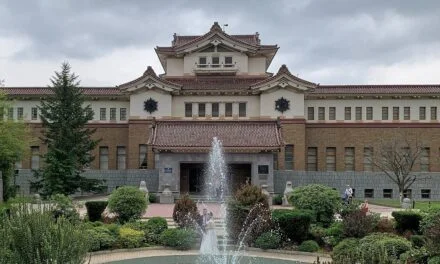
1 0 440 86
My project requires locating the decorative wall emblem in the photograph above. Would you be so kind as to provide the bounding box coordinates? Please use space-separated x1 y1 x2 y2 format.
144 97 158 114
275 97 290 113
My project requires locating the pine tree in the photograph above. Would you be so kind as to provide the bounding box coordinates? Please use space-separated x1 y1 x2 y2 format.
34 63 102 196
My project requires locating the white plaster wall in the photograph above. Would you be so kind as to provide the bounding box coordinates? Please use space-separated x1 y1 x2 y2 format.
260 89 305 118
305 99 440 121
183 52 248 75
130 90 172 118
166 58 184 76
248 57 267 75
172 95 260 118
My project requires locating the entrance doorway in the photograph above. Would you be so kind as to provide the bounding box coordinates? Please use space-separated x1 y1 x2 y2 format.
180 163 204 194
228 163 251 194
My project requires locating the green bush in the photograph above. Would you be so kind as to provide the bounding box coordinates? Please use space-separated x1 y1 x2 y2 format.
392 210 422 234
118 227 145 248
273 194 283 205
226 184 271 245
272 209 312 243
87 226 117 251
108 186 147 223
122 221 149 232
424 216 440 256
428 256 440 264
323 221 344 247
400 247 430 264
342 209 378 238
254 231 281 250
50 194 80 223
145 217 168 244
332 238 361 264
309 224 327 245
410 235 426 248
85 201 108 222
421 208 440 233
298 240 320 252
358 233 412 264
148 193 157 203
289 184 341 226
374 217 395 233
173 194 200 229
160 228 197 250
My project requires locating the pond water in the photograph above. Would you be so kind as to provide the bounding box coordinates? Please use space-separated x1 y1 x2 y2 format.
107 255 303 264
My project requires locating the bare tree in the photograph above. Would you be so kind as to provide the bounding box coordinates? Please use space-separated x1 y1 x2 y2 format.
369 132 425 202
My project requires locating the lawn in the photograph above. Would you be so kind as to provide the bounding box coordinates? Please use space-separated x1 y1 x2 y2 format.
366 199 440 210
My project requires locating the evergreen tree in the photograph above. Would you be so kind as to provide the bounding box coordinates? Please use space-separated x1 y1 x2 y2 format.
34 63 102 196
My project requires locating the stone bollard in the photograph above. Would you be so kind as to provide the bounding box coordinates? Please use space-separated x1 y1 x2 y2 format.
261 184 272 206
139 181 149 201
282 181 294 207
402 198 412 209
159 184 174 204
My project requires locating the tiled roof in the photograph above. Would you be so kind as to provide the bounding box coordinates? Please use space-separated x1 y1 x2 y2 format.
149 120 283 151
1 87 121 96
173 34 260 46
164 76 269 90
312 85 440 95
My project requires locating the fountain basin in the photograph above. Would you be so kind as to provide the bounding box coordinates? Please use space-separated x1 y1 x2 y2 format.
107 255 304 264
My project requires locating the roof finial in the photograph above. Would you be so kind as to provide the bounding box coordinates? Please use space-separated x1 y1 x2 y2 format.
144 66 157 77
277 64 290 75
210 22 222 32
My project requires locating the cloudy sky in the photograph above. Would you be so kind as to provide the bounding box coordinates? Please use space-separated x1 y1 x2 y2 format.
1 0 440 86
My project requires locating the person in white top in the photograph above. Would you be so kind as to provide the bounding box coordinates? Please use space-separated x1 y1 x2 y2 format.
344 185 353 204
200 212 219 255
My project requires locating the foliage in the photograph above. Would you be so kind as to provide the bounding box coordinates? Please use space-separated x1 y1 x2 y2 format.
331 238 361 264
33 63 102 197
117 227 145 248
108 186 147 223
424 216 440 256
392 210 422 233
273 194 283 205
254 231 281 250
172 194 200 228
399 247 430 264
272 209 313 243
50 194 80 223
342 209 378 238
226 184 271 245
309 224 327 245
410 235 426 248
289 184 341 226
145 217 168 244
358 233 412 264
86 226 117 251
428 256 440 264
85 201 108 222
148 193 157 203
0 91 31 201
159 228 197 250
323 221 344 247
298 240 320 252
420 208 440 233
0 204 90 264
374 217 396 233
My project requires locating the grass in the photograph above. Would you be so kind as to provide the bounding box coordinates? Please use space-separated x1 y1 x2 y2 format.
365 199 440 210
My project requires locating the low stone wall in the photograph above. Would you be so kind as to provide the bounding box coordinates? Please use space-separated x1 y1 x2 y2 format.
15 169 159 195
274 170 440 200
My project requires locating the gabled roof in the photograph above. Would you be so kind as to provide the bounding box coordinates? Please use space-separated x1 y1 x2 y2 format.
163 76 269 91
0 87 121 96
309 84 440 95
117 66 182 93
251 64 317 92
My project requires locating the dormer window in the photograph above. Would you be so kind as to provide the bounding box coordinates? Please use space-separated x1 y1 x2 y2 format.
225 56 233 67
199 57 207 68
212 57 220 68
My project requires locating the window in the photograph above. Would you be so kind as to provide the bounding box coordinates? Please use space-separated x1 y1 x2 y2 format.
345 147 355 171
364 189 374 198
383 189 393 199
273 152 278 170
212 56 220 67
326 147 336 171
8 108 13 120
198 57 207 67
382 107 388 120
318 107 325 120
225 103 233 117
355 107 362 120
31 146 40 170
393 107 399 120
16 107 23 120
285 145 294 170
211 103 219 117
110 108 116 121
258 165 269 174
198 103 206 117
100 108 106 120
344 107 351 120
420 147 430 172
307 147 317 171
224 56 233 67
120 108 127 121
420 107 426 120
363 147 373 171
403 189 412 199
31 107 38 120
99 147 109 170
308 107 315 120
329 107 336 120
239 103 246 117
366 107 373 120
421 189 431 199
404 107 410 120
185 103 193 117
139 144 148 168
117 146 126 170
431 107 437 120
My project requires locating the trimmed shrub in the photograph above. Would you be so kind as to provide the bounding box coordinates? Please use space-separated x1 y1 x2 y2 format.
342 209 378 238
358 233 412 263
298 240 320 252
226 184 271 245
145 217 168 244
272 209 312 243
108 186 147 223
273 194 283 205
254 231 282 250
160 228 197 250
118 227 145 248
148 193 157 203
332 238 361 264
289 184 341 226
392 210 422 234
85 201 108 222
410 235 426 248
428 256 440 264
374 217 395 233
173 194 200 229
87 226 117 251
